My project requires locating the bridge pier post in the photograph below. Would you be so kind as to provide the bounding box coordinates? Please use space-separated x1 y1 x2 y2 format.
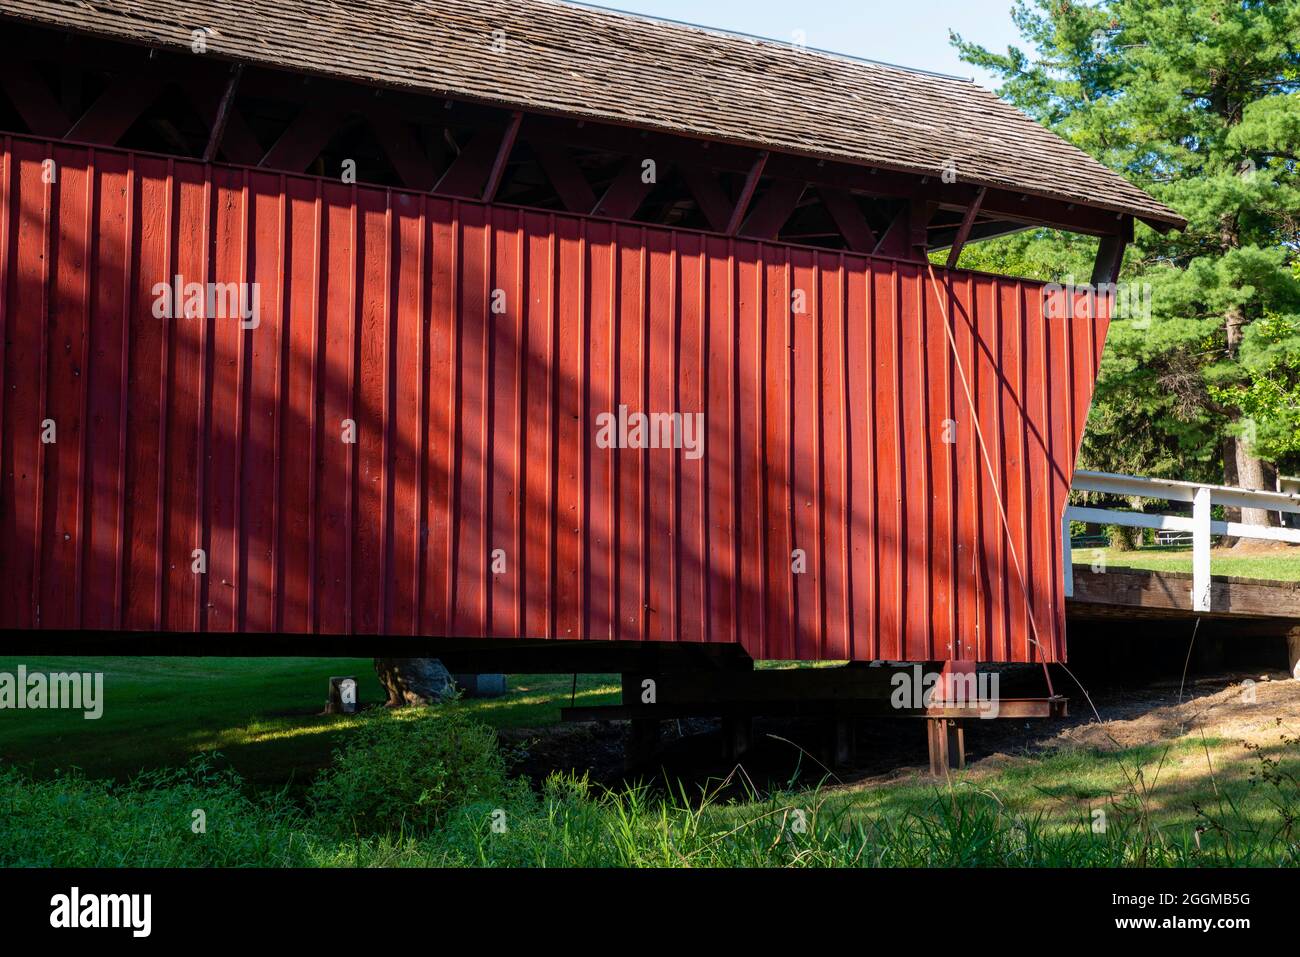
722 715 753 762
1288 628 1300 681
626 718 660 771
926 718 964 775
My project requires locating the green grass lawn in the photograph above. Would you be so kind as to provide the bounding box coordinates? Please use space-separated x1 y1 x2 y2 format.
0 657 617 788
1 657 1296 865
1075 544 1300 581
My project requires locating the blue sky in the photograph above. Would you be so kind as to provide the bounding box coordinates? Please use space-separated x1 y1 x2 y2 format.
579 0 1027 89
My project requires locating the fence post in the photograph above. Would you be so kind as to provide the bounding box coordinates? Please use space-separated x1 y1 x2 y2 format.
1193 486 1212 612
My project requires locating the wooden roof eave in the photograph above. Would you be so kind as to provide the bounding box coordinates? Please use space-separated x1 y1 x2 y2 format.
0 7 1187 238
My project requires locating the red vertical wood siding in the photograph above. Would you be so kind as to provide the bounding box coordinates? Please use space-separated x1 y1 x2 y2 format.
0 137 1109 662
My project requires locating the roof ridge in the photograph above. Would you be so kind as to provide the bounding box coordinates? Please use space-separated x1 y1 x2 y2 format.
550 0 976 83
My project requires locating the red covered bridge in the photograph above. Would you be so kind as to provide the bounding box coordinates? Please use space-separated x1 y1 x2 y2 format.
0 0 1190 764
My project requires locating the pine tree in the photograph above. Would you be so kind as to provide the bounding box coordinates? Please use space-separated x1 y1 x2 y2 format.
953 0 1300 519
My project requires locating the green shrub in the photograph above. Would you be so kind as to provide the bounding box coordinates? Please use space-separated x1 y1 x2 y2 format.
308 707 507 837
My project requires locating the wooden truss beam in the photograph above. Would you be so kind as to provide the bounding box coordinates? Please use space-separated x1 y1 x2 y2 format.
65 74 163 145
435 128 507 197
521 116 1146 238
929 218 1030 250
909 200 940 257
726 151 768 236
818 186 876 253
677 165 734 233
945 186 986 268
260 102 345 172
593 155 663 220
874 199 938 259
0 61 72 137
369 112 437 192
529 140 598 214
190 81 262 165
873 203 910 258
0 23 1170 240
482 111 522 203
202 63 243 163
739 177 805 240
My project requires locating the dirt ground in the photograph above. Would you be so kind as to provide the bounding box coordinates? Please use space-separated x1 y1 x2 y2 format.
499 670 1300 792
1110 540 1296 559
1037 672 1300 752
1211 540 1297 557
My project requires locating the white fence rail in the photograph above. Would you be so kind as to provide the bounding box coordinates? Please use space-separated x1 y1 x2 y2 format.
1065 470 1300 612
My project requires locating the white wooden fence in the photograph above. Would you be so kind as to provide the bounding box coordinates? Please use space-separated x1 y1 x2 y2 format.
1064 470 1300 612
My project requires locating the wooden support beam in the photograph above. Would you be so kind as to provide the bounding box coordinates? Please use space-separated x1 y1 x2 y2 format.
370 113 437 192
722 716 754 762
1090 215 1133 286
909 199 939 256
875 199 937 260
1069 565 1300 621
482 111 522 203
872 203 910 258
65 74 163 145
739 178 805 240
0 61 72 137
530 140 597 214
188 82 262 165
945 186 986 269
926 718 964 775
202 63 243 163
547 113 1076 239
593 155 662 220
678 164 734 233
818 186 876 253
626 719 660 771
726 150 768 235
435 128 507 197
260 102 345 172
832 718 855 767
522 115 1160 235
929 219 1031 250
59 56 81 123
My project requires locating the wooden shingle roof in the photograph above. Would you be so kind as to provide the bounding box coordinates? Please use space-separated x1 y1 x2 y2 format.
0 0 1186 229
